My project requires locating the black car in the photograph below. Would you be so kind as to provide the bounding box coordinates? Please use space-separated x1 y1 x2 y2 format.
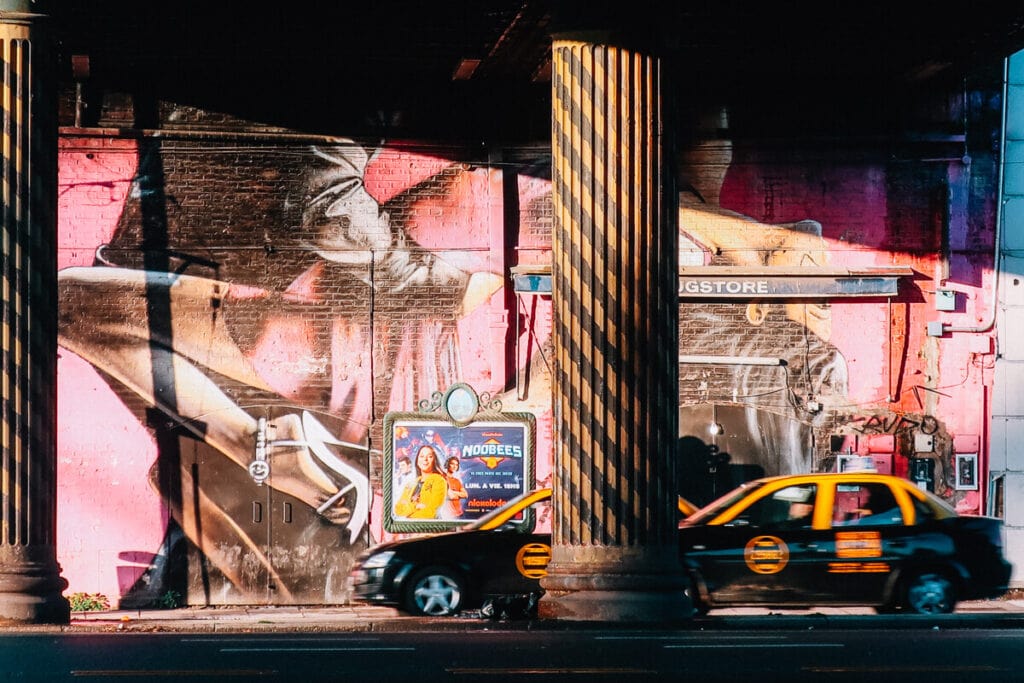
349 488 553 616
349 474 1012 616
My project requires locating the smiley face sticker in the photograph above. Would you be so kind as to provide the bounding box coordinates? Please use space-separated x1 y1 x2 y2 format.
744 535 790 574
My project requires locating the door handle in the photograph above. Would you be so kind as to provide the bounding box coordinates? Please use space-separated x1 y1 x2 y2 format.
253 501 263 524
248 416 271 485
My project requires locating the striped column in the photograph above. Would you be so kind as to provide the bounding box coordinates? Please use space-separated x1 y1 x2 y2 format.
539 38 688 621
0 2 69 624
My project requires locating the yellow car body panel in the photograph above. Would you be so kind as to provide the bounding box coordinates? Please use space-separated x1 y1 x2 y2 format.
475 487 697 531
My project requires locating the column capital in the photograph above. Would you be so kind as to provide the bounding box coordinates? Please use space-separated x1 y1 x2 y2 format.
0 0 48 21
550 0 679 55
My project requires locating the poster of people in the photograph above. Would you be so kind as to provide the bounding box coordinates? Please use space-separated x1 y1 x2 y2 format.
384 416 535 532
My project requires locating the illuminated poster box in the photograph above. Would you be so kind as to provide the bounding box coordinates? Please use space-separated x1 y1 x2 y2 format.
383 384 536 533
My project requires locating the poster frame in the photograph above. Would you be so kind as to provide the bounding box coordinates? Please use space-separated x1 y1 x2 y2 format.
382 384 536 533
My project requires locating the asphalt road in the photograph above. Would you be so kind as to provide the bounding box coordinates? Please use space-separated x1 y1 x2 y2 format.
3 625 1024 683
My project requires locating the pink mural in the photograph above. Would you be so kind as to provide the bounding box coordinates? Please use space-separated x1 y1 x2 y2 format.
57 137 551 606
56 126 995 607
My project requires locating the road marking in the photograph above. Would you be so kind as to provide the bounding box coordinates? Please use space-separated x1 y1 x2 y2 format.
596 635 790 641
448 668 656 676
72 670 275 678
219 646 415 653
664 643 844 649
806 665 1002 673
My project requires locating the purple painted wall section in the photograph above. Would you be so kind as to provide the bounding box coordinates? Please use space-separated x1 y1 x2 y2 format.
55 120 998 606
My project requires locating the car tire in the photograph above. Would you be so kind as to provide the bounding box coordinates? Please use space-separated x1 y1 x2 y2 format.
402 566 466 616
901 571 956 614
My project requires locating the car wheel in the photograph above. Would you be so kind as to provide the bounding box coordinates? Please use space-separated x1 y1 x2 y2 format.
902 571 956 614
403 566 465 616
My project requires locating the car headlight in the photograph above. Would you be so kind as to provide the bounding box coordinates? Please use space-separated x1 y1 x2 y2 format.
361 550 396 569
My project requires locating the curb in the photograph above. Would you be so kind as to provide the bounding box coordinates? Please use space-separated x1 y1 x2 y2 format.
3 600 1021 634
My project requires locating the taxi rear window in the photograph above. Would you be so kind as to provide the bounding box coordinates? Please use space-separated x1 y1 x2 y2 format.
832 482 902 526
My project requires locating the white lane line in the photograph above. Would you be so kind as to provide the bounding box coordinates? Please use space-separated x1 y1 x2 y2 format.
664 643 844 649
596 635 790 641
448 667 657 676
71 669 275 678
220 646 415 653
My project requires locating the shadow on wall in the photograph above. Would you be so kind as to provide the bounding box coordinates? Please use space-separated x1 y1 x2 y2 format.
677 435 765 508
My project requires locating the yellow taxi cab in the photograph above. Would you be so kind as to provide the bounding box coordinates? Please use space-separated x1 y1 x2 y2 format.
680 472 1011 614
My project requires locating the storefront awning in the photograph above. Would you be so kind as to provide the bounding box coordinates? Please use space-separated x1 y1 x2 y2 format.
512 265 913 298
678 266 913 299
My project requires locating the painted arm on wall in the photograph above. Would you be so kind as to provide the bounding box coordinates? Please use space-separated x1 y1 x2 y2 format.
57 144 501 547
679 200 832 343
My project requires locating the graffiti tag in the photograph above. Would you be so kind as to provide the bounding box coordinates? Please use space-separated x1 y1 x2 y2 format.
850 413 939 436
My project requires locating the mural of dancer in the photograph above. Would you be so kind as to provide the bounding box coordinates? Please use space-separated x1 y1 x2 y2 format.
58 141 503 604
56 123 976 605
672 141 849 504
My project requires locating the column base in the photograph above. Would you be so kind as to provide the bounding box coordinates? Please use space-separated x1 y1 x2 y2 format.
0 591 71 625
538 588 693 622
0 547 70 624
538 546 694 622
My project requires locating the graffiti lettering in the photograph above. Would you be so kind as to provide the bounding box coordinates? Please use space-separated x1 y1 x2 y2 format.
850 412 939 436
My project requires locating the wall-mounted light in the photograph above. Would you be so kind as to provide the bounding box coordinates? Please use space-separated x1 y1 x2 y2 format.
709 404 724 436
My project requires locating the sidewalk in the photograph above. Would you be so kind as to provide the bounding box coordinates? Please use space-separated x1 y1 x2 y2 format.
19 597 1022 633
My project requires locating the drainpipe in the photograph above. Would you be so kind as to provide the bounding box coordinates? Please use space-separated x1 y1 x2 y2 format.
942 58 1007 335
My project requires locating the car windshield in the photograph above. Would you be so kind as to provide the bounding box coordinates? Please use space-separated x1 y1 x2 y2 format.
683 481 768 525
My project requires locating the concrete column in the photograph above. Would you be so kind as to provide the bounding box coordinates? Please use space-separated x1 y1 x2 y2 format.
539 26 689 621
0 0 69 624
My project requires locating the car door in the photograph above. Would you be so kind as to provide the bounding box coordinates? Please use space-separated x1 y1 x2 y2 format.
821 480 913 603
470 529 551 597
681 483 827 606
470 494 552 597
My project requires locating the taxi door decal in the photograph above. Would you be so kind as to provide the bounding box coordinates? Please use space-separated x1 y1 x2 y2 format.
835 531 882 558
516 543 551 579
744 535 789 574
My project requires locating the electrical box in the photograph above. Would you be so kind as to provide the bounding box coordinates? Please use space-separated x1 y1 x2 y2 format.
935 289 956 311
914 433 935 452
926 321 945 337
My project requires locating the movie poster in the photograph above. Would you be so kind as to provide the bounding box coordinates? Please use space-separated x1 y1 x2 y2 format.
384 415 535 533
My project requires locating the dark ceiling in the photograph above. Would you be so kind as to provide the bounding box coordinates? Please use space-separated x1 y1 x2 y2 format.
52 1 1024 142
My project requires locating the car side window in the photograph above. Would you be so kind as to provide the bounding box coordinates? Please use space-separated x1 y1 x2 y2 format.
727 484 817 529
832 483 903 526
